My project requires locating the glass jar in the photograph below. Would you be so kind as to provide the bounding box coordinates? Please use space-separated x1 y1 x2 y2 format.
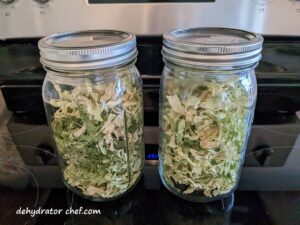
39 30 144 201
159 28 263 202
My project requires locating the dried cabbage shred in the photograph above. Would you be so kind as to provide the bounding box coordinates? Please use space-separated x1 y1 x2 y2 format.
161 75 253 198
48 73 144 199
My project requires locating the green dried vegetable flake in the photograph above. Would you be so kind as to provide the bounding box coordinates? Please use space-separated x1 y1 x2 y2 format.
48 73 144 199
161 75 253 198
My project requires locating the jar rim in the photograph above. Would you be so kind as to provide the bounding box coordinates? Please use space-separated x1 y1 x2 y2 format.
163 58 258 73
43 58 137 75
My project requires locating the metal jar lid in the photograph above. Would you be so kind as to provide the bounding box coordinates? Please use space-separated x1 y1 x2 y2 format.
38 30 137 71
162 27 264 68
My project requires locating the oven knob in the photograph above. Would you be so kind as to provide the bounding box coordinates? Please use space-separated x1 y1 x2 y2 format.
33 0 49 3
0 0 15 4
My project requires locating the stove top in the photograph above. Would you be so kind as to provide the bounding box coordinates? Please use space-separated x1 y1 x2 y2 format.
1 178 300 225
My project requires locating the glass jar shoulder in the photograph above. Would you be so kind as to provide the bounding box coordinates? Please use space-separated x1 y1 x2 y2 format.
43 64 142 102
161 63 257 103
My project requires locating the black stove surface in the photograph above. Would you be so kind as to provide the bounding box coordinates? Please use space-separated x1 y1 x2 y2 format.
1 114 300 224
1 37 300 225
1 178 300 225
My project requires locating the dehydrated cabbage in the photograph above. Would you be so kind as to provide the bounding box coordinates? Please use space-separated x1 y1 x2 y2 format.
160 72 254 198
46 71 144 199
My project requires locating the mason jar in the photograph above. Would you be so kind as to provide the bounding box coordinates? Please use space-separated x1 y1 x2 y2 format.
159 28 263 202
39 30 144 201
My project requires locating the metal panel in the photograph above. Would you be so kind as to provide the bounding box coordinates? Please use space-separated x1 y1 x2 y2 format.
1 0 300 39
